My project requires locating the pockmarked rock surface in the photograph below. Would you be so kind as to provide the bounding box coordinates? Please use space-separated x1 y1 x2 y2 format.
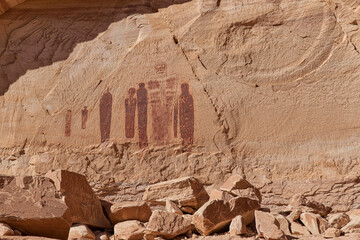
1 0 360 213
0 170 110 239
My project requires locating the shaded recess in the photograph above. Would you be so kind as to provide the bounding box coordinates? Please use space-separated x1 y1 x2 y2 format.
0 0 190 95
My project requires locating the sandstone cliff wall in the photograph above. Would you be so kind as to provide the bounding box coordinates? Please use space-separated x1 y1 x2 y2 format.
1 0 360 211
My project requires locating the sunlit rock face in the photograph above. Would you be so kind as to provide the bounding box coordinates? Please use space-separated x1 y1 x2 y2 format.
1 0 360 211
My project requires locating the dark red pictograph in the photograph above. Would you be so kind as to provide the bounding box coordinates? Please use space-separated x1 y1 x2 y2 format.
99 88 113 143
137 83 148 148
175 83 194 146
125 88 136 138
81 106 88 129
65 109 72 137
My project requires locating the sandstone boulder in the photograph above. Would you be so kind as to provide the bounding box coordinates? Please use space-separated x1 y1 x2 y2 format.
220 175 261 203
327 213 350 229
114 220 145 240
286 195 331 217
229 215 246 235
165 200 183 215
0 223 14 236
108 201 152 224
146 210 192 239
193 200 233 236
0 171 110 239
143 177 209 210
254 210 286 240
341 209 360 233
68 224 95 240
286 209 302 222
229 197 260 225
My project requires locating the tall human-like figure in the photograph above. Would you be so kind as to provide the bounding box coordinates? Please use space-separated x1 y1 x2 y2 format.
81 106 88 129
137 83 148 148
65 109 72 137
175 83 194 146
100 88 113 143
125 88 136 138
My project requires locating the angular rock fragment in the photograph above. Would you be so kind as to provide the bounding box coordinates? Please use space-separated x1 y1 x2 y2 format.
290 221 311 236
0 223 14 236
229 196 260 225
95 232 110 240
327 213 350 229
286 195 331 217
286 209 302 222
146 210 192 239
114 220 145 240
209 189 233 202
143 177 209 210
0 170 110 239
254 210 286 240
274 214 291 235
229 215 246 235
193 200 233 236
300 212 320 235
322 227 342 238
165 200 183 215
220 175 261 203
68 224 95 240
108 201 152 224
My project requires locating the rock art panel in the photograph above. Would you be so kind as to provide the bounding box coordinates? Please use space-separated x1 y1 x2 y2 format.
65 110 72 137
137 83 148 148
125 88 137 139
100 89 113 143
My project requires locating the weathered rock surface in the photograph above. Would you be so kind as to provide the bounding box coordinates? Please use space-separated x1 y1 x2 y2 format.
0 0 360 214
300 213 321 235
290 221 311 236
143 177 209 210
114 220 145 240
0 170 110 239
254 210 286 240
68 224 95 240
327 213 350 229
107 201 152 224
229 197 260 225
165 200 183 215
322 227 342 238
274 214 291 236
145 210 192 239
220 175 261 203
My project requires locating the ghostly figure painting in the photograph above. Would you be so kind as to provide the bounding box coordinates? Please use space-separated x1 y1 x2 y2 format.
81 106 88 129
65 109 72 137
174 83 194 146
137 83 148 148
125 88 136 138
100 88 113 143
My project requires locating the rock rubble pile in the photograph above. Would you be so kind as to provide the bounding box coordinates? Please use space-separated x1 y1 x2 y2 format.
1 171 360 240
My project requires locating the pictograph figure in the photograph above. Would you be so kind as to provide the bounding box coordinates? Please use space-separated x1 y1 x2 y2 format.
99 88 113 143
65 109 72 137
125 88 136 138
137 83 148 148
174 83 194 146
81 106 88 129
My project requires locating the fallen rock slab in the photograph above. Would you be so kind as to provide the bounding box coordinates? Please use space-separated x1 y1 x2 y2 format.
0 170 110 240
108 201 152 224
165 200 183 215
274 214 291 236
114 220 145 240
290 221 311 236
68 224 95 240
209 189 233 202
146 210 192 239
193 200 233 236
255 210 286 240
143 177 209 210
